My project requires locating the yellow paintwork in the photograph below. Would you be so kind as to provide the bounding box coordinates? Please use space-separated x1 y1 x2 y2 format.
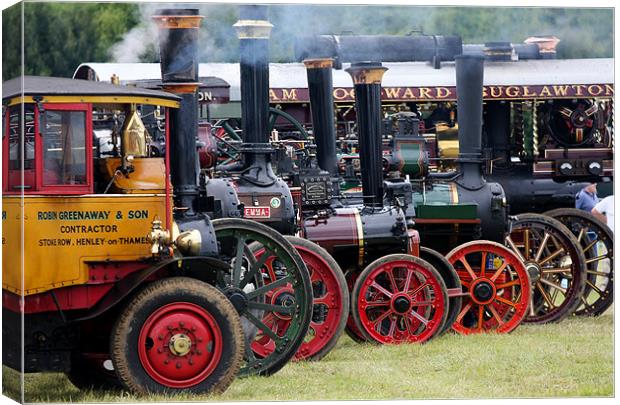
2 194 166 295
5 95 180 108
98 158 166 194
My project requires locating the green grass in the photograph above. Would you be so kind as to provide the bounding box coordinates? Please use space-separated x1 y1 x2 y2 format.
3 310 614 402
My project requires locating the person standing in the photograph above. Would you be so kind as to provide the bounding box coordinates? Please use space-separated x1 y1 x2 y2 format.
575 183 599 212
592 195 615 234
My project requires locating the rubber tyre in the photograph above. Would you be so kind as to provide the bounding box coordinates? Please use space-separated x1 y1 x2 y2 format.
110 277 244 395
544 208 614 316
420 246 462 336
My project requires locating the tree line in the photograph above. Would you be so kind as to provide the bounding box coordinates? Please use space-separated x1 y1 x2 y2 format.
2 2 613 80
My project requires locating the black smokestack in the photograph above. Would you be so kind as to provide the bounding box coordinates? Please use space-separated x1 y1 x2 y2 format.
346 62 388 208
296 35 463 69
153 9 202 211
304 58 338 176
234 5 272 144
455 54 485 190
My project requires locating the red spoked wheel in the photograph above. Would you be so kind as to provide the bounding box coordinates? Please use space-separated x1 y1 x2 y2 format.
251 236 349 361
352 254 448 344
446 241 530 335
137 303 223 388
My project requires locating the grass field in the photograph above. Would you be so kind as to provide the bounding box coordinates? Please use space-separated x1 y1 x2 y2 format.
2 310 614 402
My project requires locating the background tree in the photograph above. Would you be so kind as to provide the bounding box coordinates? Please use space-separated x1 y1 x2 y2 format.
2 3 613 80
2 2 139 80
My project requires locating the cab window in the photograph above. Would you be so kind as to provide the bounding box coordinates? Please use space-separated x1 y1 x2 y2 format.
5 104 36 191
42 109 87 185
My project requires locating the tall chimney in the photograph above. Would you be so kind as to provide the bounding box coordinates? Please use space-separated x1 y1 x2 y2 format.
346 62 388 208
232 5 278 185
153 9 203 211
455 54 486 190
303 58 338 176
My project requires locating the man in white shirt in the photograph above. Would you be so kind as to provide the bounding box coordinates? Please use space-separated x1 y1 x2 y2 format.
592 195 614 234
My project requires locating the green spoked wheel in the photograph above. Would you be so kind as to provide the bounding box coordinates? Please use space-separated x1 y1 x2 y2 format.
505 213 587 324
211 218 313 376
544 208 614 316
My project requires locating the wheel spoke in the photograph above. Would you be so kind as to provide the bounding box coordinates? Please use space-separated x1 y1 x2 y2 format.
459 256 478 280
371 309 393 326
539 278 567 295
536 283 556 309
582 238 599 253
559 107 573 118
585 254 610 265
534 233 551 262
523 229 530 260
528 292 535 316
408 282 430 298
403 268 414 293
244 310 282 343
247 275 293 300
386 268 399 294
247 301 294 315
490 261 508 282
371 281 394 299
409 309 429 326
585 280 604 295
456 301 472 323
480 252 487 278
363 300 390 308
387 318 397 337
240 247 275 289
505 236 526 262
541 266 573 275
495 279 521 289
495 295 517 308
586 269 611 277
488 304 504 326
538 248 565 266
232 235 247 287
410 299 434 307
477 305 484 332
576 228 586 243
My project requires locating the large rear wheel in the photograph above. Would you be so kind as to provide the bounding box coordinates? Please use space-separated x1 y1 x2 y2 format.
544 208 614 316
505 213 586 323
211 218 313 376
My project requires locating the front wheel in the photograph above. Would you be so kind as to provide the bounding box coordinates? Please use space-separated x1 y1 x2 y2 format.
110 277 244 395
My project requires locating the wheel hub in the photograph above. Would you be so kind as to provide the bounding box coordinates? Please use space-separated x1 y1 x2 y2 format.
223 287 249 313
273 290 296 320
392 296 412 314
471 279 496 304
169 333 192 356
525 261 541 284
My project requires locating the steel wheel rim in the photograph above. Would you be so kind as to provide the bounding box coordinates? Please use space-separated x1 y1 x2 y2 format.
447 242 530 334
213 224 311 376
138 302 223 388
506 217 585 323
344 270 367 342
546 211 614 316
357 258 446 344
